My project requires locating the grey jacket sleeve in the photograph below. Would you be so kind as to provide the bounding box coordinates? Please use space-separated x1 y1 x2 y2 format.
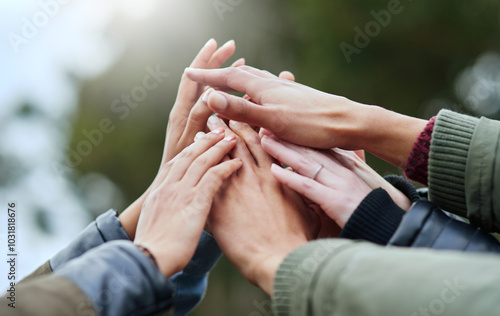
23 209 220 315
272 239 500 316
2 240 174 316
429 109 500 232
50 210 129 270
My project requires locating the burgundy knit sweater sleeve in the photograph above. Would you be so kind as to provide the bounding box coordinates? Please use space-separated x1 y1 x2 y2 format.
403 116 436 186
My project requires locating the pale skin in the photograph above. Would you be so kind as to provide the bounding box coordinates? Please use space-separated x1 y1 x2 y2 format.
198 116 321 295
261 134 411 229
197 117 410 295
184 66 428 168
134 130 242 278
259 129 412 211
118 38 244 239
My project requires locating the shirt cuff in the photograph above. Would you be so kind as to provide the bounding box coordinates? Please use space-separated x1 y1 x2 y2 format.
50 210 130 271
340 188 405 245
56 240 173 316
404 116 436 185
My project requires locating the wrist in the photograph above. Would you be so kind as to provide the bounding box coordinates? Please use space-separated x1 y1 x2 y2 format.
119 194 147 240
356 106 427 168
245 239 307 295
134 242 181 279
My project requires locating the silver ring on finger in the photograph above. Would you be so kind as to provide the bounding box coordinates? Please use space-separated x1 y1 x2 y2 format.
311 164 324 180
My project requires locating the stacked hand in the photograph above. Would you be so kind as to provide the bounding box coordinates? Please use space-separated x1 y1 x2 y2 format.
134 130 241 277
260 131 411 229
194 116 320 295
114 39 415 293
118 39 243 239
185 66 427 167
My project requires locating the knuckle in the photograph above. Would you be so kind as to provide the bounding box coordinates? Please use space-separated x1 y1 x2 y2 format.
169 112 188 127
179 147 194 160
296 156 313 173
234 98 249 117
194 155 209 167
227 67 239 76
189 106 207 124
302 178 314 191
248 134 261 146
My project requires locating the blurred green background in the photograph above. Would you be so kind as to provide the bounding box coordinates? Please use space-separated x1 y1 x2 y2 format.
2 0 500 315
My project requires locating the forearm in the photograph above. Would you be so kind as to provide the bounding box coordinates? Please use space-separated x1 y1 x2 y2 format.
118 194 146 240
272 239 500 316
345 103 427 168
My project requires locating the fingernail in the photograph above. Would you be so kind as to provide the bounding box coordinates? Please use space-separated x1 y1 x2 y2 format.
185 67 194 73
223 135 236 142
202 88 214 103
212 128 225 134
271 163 281 171
211 92 227 111
222 39 234 47
208 115 220 125
261 135 273 143
194 131 205 141
204 38 215 47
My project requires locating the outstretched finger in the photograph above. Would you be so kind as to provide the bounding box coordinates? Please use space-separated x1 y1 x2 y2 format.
229 120 273 168
184 134 238 185
167 129 225 182
185 67 264 96
235 65 276 79
193 158 243 214
207 40 236 69
270 164 329 213
261 136 334 183
181 88 216 141
206 91 274 129
207 115 255 165
174 39 218 108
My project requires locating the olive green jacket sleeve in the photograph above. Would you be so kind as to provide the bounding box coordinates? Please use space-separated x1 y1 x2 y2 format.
4 274 97 316
272 239 500 316
429 109 500 232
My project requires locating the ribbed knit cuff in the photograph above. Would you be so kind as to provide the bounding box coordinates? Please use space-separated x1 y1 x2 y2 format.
404 117 436 185
340 188 405 245
272 239 353 316
429 110 479 217
384 175 420 203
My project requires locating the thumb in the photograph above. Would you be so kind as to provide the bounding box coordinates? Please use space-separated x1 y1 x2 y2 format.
207 91 273 128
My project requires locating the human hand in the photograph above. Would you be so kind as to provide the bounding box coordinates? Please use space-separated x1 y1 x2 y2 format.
119 39 243 239
184 66 428 167
133 129 242 278
203 116 318 295
184 65 370 150
261 135 374 228
259 126 410 211
324 148 411 211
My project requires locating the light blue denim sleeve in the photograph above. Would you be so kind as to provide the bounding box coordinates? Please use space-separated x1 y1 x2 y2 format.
57 240 174 316
171 231 222 316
